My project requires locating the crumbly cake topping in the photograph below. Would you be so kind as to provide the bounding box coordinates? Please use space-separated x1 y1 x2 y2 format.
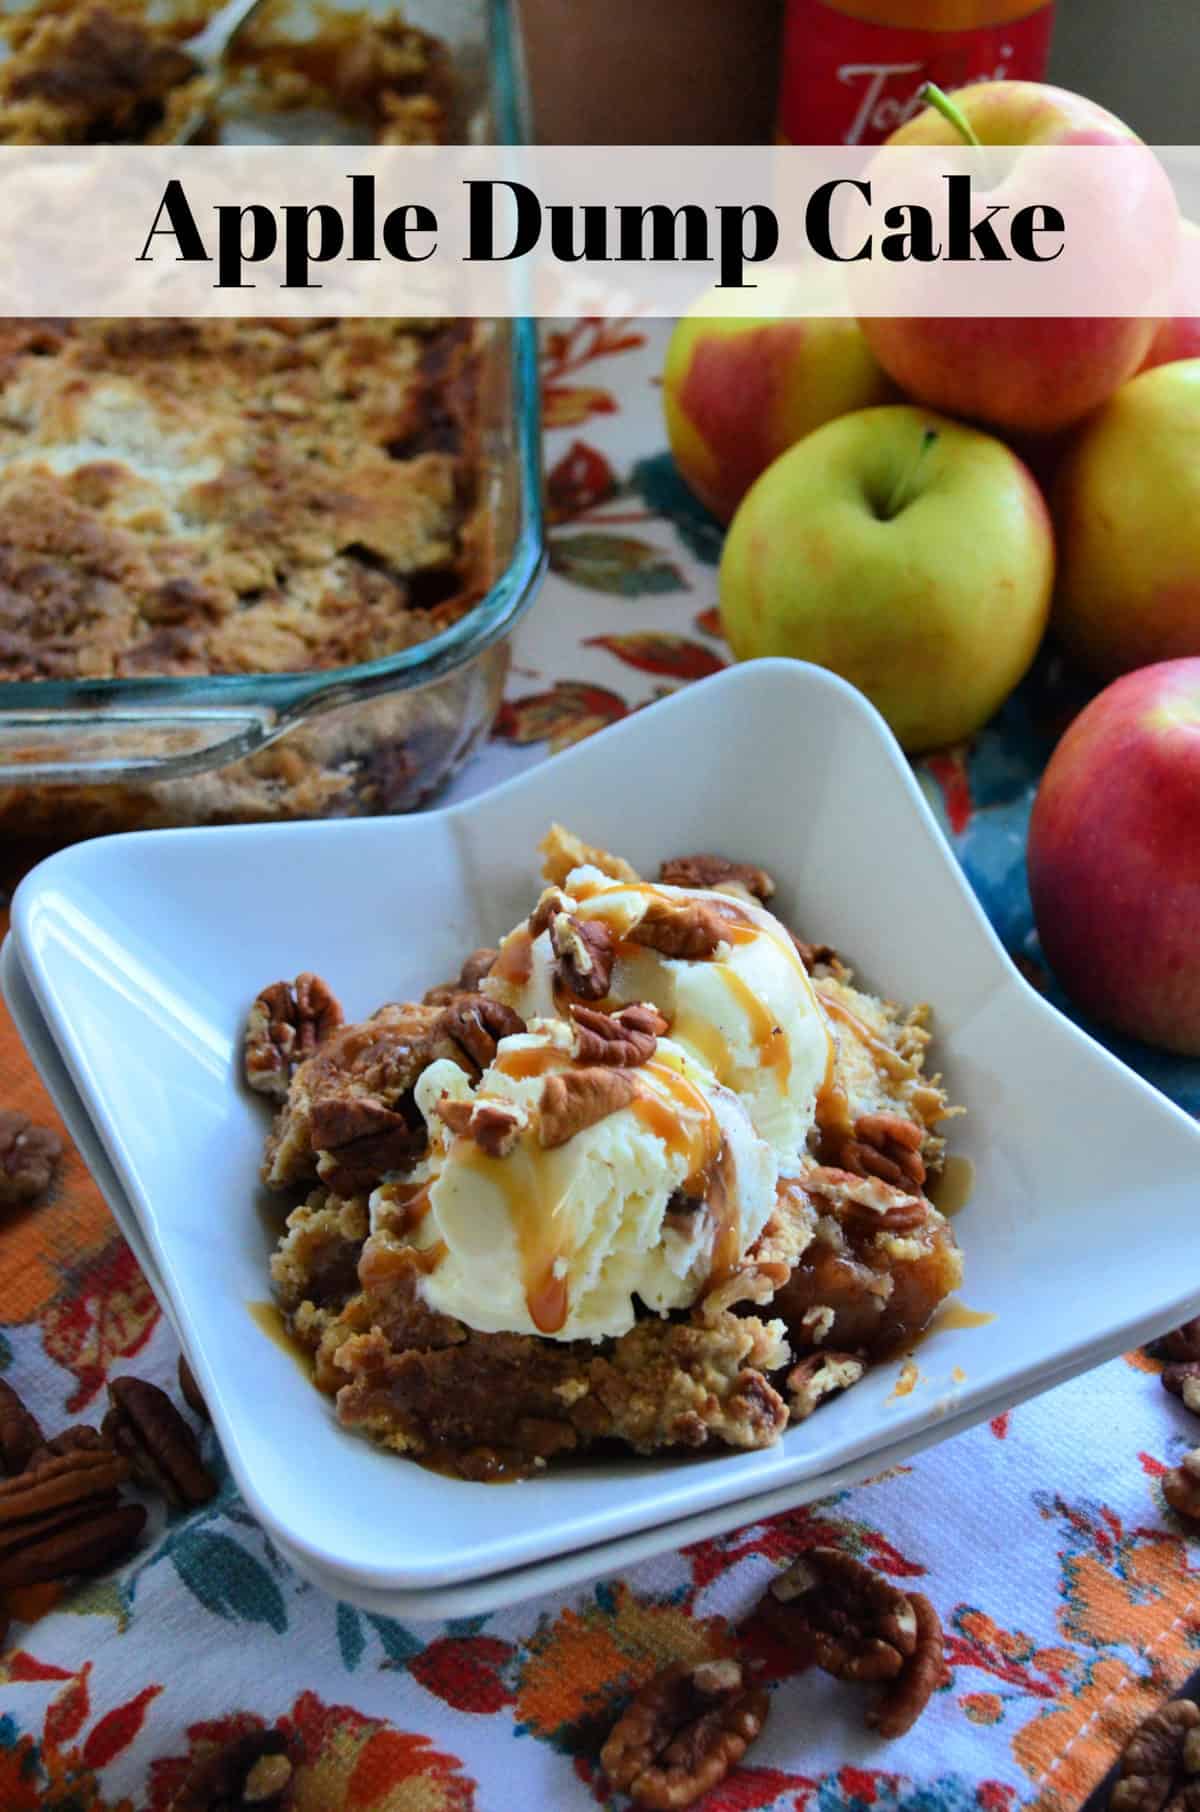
248 837 965 1479
0 0 210 144
0 0 451 145
0 318 479 682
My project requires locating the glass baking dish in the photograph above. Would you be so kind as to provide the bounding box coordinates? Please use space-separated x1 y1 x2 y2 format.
0 0 544 833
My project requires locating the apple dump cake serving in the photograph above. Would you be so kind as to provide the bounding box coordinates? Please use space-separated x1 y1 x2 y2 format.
245 827 964 1481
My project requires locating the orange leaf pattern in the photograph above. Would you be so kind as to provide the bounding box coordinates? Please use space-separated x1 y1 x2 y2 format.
494 681 627 752
584 632 726 680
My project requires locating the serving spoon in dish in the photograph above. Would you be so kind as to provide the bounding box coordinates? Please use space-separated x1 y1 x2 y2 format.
172 0 272 142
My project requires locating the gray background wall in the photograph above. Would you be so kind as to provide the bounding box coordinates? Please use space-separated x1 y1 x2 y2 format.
1050 0 1197 142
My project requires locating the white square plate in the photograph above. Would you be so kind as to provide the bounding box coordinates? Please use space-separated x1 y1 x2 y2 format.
0 934 1093 1621
10 660 1200 1597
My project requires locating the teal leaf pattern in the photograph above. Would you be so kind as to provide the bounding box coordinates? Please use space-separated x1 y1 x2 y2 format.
446 1614 491 1638
337 1602 366 1672
548 532 685 598
365 1612 424 1670
628 453 725 566
169 1529 288 1633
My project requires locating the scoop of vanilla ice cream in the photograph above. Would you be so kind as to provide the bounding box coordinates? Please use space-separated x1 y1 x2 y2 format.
487 866 833 1173
401 1026 777 1343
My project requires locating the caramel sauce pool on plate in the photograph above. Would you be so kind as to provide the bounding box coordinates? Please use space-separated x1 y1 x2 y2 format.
247 1299 312 1376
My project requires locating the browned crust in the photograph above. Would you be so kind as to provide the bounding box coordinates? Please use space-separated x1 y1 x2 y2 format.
0 318 481 683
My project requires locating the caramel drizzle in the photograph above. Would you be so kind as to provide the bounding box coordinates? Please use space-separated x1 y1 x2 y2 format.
493 924 533 985
425 878 846 1335
402 1238 447 1276
453 1140 572 1335
927 1299 993 1333
633 1056 723 1187
720 967 791 1086
705 1139 741 1286
820 993 912 1080
247 1300 313 1378
633 1058 736 1279
444 1046 732 1335
373 1179 432 1238
927 1154 974 1217
671 1008 732 1083
495 1043 560 1081
571 880 831 1089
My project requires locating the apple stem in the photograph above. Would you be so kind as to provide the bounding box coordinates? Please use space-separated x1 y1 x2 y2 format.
882 428 938 520
920 81 982 149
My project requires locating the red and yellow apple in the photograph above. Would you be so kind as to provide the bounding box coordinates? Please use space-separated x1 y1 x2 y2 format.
718 404 1053 752
663 281 893 523
1027 658 1200 1053
859 81 1160 435
1052 359 1200 676
1141 219 1200 371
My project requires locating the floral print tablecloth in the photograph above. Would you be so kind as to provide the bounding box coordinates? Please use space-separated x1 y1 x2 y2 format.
2 318 1199 1812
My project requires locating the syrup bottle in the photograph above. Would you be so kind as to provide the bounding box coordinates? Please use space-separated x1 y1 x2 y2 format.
777 0 1056 145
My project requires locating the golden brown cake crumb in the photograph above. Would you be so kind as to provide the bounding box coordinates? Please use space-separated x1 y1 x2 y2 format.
0 319 480 683
0 0 212 144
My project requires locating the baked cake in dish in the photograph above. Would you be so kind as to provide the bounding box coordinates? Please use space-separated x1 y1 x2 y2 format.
0 317 479 683
0 0 451 145
246 827 964 1481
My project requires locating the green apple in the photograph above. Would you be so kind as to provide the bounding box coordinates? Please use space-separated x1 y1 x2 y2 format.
719 405 1054 752
1052 360 1200 676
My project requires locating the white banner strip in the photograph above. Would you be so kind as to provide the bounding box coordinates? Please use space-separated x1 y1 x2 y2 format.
0 143 1194 317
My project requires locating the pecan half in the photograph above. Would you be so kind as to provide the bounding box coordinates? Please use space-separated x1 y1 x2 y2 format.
1163 1449 1200 1523
571 1003 667 1066
600 1658 769 1810
630 897 728 961
245 974 343 1101
791 934 839 974
25 1424 112 1470
1164 1365 1200 1416
659 854 775 902
167 1729 296 1811
437 1094 524 1158
179 1356 210 1423
0 1447 140 1586
422 946 499 1007
0 1377 43 1474
103 1376 217 1509
550 911 615 1001
1110 1698 1200 1812
433 994 525 1072
0 1108 63 1204
844 1112 927 1189
764 1545 917 1682
0 1501 146 1587
309 1094 424 1195
0 1447 128 1523
539 1067 637 1149
787 1352 866 1422
1163 1319 1200 1364
866 1592 947 1739
805 1166 927 1234
528 887 571 939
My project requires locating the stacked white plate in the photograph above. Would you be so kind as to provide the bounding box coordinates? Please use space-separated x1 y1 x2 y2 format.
7 661 1198 1618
